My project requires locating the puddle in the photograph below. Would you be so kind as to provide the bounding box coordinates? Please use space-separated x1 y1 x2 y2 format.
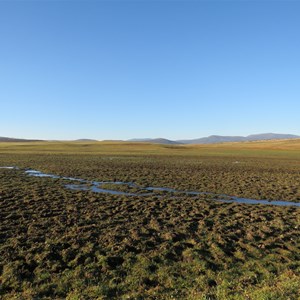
62 177 86 182
65 183 166 197
0 166 19 169
25 170 60 179
65 184 90 192
1 167 300 207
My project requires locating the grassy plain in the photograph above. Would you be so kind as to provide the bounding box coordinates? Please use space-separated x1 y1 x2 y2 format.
0 140 300 299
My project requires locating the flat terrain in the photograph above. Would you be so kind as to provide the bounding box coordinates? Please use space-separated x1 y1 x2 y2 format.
0 140 299 299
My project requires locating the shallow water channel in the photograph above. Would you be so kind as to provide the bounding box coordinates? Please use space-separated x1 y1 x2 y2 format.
1 167 300 207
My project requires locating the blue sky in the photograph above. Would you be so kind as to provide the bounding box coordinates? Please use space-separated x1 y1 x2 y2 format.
1 1 299 140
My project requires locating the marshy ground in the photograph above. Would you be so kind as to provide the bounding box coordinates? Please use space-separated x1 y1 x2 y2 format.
0 140 299 299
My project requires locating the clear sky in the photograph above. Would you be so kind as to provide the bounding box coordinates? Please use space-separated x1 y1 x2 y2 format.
1 0 299 140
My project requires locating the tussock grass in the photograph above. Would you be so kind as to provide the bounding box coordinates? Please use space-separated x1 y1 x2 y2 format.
0 140 299 299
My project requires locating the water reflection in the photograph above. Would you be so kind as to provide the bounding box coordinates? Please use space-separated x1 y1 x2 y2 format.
1 167 299 207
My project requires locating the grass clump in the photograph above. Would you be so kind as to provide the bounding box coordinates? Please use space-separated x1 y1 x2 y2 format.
0 143 300 299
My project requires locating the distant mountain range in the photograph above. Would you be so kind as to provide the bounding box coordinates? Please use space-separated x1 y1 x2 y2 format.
1 133 299 144
127 138 181 145
0 136 42 142
74 139 98 142
128 133 300 144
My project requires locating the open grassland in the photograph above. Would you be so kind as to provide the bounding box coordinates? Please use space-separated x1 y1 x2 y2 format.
1 138 300 156
0 140 300 299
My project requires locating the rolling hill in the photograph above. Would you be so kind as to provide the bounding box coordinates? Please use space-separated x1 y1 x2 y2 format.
128 138 182 145
2 133 299 144
0 136 42 142
129 133 300 144
178 133 300 144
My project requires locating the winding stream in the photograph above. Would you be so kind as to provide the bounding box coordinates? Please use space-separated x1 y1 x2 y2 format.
1 167 299 207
